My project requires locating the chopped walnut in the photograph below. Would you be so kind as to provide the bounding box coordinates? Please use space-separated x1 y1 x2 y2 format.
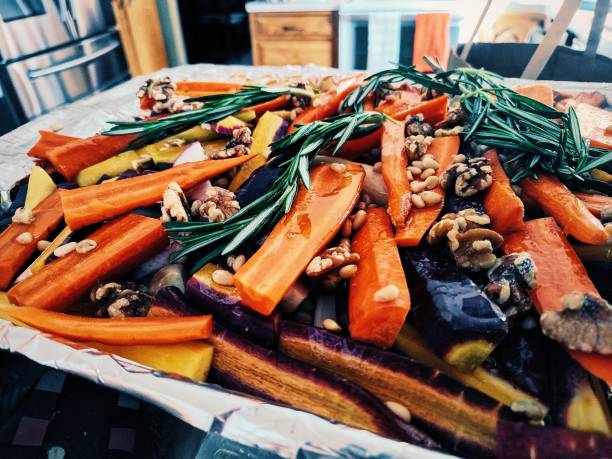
91 281 153 318
210 127 253 159
441 157 493 197
136 77 203 113
161 182 190 223
540 293 611 354
405 134 433 160
12 207 35 224
405 115 434 137
485 252 537 321
435 104 466 129
434 125 464 137
306 246 360 277
191 186 240 222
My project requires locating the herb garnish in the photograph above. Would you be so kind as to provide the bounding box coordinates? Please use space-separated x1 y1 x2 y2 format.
103 86 312 150
164 111 386 273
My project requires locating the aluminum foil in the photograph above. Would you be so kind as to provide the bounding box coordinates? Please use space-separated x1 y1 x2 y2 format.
0 63 609 458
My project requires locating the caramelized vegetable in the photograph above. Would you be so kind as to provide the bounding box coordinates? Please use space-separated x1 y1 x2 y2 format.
27 130 79 160
0 192 64 290
503 218 612 384
483 150 525 234
349 208 410 349
336 129 381 160
247 95 291 115
24 166 56 209
60 155 254 230
574 192 612 218
8 214 168 311
76 149 143 187
396 136 460 246
392 95 449 123
521 175 609 245
381 119 411 229
0 305 211 345
175 81 241 97
235 163 364 315
514 84 554 106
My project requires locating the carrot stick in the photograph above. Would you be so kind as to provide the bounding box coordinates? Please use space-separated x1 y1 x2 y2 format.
349 208 410 349
392 95 449 124
27 130 80 160
235 163 365 315
0 192 64 290
483 150 525 235
521 175 609 245
175 81 241 98
8 214 168 311
46 134 137 181
380 120 410 229
396 136 460 246
0 305 212 345
574 192 612 218
376 89 422 116
503 218 612 385
247 95 291 115
515 84 554 107
60 154 254 230
337 94 380 159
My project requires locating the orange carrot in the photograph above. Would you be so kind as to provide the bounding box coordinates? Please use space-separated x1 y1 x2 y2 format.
376 89 422 116
60 154 253 230
247 95 291 115
349 208 410 349
8 214 168 311
503 218 612 385
0 305 212 345
483 150 525 234
175 81 241 97
27 130 80 160
392 95 449 124
337 94 380 159
515 84 554 107
0 192 64 290
396 136 460 246
574 192 612 218
46 134 137 181
380 120 410 229
235 163 365 315
521 175 609 245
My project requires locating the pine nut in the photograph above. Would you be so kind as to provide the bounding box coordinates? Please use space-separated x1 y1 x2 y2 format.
76 239 97 254
212 269 234 286
385 401 411 423
330 163 346 174
352 210 367 232
422 153 434 160
374 284 400 302
420 191 442 206
453 154 466 163
339 264 358 279
411 160 425 170
15 231 33 245
37 240 51 251
410 181 426 193
231 254 246 272
342 219 353 237
12 207 34 224
323 318 342 333
373 161 382 173
406 169 413 181
54 242 77 258
422 157 439 170
338 238 351 250
407 166 422 176
411 193 426 208
424 175 439 189
420 168 436 179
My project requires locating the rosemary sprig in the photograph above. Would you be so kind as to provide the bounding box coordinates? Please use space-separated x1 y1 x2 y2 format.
164 111 386 273
102 86 312 150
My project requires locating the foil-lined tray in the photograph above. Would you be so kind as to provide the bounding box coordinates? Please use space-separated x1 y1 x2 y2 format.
0 64 609 458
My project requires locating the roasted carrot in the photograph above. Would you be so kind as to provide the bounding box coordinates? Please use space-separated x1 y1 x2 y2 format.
349 208 410 349
503 218 612 385
515 84 554 107
574 192 612 218
46 134 137 181
175 81 241 98
380 120 410 229
521 175 609 245
337 94 380 159
575 103 612 150
483 150 525 234
8 214 168 311
247 95 291 115
235 163 365 315
392 95 449 124
376 88 422 116
0 305 212 345
27 130 79 160
60 154 253 230
0 192 64 290
396 135 460 246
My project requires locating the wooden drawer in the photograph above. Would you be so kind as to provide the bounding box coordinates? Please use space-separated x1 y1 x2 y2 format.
252 13 333 39
255 40 334 67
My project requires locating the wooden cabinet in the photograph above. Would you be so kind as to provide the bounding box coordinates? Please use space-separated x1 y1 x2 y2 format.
249 12 338 67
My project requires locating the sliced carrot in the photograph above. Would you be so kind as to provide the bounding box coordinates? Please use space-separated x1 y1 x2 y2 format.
575 103 612 150
396 136 460 246
483 150 525 234
247 95 291 115
8 214 168 311
349 208 410 349
391 95 449 124
376 89 422 116
336 94 380 159
27 130 80 161
503 218 612 385
0 191 64 290
175 81 241 98
380 120 410 229
0 305 211 345
515 84 554 107
574 192 612 218
521 175 609 245
60 154 254 230
235 163 365 315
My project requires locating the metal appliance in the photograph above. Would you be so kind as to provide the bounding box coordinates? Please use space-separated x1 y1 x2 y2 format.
0 0 129 134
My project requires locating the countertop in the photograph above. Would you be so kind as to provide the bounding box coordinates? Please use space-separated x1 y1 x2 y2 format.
245 1 340 13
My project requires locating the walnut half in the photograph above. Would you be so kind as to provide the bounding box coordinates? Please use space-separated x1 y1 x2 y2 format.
91 281 153 318
441 157 493 197
191 186 240 222
160 182 190 223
